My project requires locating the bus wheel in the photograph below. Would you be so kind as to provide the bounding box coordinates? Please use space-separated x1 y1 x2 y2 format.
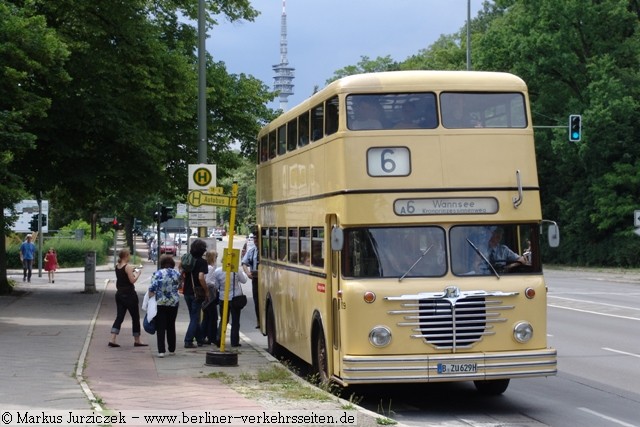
313 329 330 384
266 303 281 358
473 379 510 395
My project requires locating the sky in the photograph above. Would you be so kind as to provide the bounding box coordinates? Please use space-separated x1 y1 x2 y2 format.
208 1 484 110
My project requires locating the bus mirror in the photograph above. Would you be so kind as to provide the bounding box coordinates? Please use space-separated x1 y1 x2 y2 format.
547 223 560 248
331 226 344 251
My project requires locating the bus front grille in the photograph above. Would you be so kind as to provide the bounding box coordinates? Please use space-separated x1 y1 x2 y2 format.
387 288 517 351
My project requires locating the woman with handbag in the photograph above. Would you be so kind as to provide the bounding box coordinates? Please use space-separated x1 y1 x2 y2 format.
148 255 181 357
182 239 209 348
201 250 219 346
214 261 247 348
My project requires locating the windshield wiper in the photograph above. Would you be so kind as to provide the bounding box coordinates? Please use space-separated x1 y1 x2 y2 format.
466 238 500 279
399 245 434 282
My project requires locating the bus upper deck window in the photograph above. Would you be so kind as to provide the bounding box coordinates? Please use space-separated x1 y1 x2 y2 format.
311 104 324 142
277 125 287 155
325 96 339 135
441 92 527 129
298 112 310 147
348 95 383 130
287 118 298 152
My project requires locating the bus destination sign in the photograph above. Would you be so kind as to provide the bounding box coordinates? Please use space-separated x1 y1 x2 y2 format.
394 197 498 216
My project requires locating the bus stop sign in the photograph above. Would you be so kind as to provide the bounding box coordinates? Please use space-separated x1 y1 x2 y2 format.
635 210 640 228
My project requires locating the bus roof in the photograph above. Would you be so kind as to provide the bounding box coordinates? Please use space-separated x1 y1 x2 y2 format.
272 70 528 128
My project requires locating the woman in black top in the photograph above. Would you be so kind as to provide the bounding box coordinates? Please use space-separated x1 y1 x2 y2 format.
182 239 209 348
109 248 147 348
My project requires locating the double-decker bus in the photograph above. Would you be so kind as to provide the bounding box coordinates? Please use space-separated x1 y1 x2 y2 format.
255 71 558 394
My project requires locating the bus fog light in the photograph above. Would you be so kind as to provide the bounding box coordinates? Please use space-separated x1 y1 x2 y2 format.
513 322 533 343
369 326 392 347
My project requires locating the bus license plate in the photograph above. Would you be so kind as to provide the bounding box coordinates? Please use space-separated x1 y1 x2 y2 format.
437 363 477 374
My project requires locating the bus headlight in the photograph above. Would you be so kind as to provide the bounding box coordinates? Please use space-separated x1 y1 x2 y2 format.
369 326 392 347
513 322 533 343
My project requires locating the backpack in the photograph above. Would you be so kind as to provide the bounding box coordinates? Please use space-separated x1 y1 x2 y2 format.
181 253 196 273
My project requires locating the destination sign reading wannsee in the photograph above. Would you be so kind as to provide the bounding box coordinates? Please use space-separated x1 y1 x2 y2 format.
394 197 499 215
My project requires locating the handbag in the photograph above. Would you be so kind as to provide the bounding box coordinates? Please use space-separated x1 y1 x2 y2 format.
190 274 206 302
143 314 156 334
231 273 248 309
232 294 248 310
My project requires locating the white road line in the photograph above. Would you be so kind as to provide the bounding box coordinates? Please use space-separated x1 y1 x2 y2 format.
548 295 640 311
602 347 640 359
578 407 638 427
548 304 640 321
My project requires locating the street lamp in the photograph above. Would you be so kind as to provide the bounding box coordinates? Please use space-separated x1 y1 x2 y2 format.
466 0 471 70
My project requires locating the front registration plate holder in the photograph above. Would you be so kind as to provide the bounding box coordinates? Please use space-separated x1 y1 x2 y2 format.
437 363 478 374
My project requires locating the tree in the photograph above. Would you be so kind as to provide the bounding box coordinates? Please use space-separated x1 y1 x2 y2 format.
326 55 399 84
0 0 69 294
474 0 640 265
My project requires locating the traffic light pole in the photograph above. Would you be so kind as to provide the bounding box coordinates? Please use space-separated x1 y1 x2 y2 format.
37 197 43 278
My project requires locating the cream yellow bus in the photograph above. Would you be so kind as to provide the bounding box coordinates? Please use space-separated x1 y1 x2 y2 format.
255 71 558 395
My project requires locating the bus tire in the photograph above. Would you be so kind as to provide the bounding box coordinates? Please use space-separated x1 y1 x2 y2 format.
313 326 330 385
473 379 510 395
266 303 282 358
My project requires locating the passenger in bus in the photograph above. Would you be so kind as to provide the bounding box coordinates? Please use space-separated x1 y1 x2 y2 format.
442 95 482 128
483 228 526 272
350 97 383 130
394 101 422 129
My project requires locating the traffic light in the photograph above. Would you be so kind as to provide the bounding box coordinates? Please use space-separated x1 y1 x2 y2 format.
160 206 173 222
40 213 47 227
569 114 582 142
29 214 38 232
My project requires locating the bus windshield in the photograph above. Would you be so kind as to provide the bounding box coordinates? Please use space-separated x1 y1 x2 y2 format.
450 224 540 276
343 226 446 278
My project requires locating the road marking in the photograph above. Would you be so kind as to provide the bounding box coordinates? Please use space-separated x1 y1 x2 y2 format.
549 295 640 312
602 347 640 359
548 304 640 321
578 407 637 427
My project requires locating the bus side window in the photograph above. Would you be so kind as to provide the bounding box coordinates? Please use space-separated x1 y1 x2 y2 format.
277 125 287 155
269 130 277 159
269 227 278 259
325 96 339 135
311 227 324 268
299 227 311 265
261 228 269 260
260 135 268 163
298 112 310 147
311 104 323 142
288 228 298 263
278 227 287 261
287 118 298 152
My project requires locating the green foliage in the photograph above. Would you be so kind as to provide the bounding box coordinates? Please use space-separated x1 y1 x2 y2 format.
6 238 107 270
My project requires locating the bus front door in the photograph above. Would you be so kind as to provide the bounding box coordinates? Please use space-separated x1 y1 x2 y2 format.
327 214 342 380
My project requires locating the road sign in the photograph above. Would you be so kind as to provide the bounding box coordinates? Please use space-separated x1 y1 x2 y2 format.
222 248 240 273
187 190 235 208
188 164 216 190
635 210 640 227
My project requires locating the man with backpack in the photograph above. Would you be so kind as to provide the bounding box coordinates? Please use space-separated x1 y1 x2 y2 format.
181 239 209 348
241 233 260 329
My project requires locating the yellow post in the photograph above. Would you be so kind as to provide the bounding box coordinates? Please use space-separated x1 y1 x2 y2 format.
218 182 238 352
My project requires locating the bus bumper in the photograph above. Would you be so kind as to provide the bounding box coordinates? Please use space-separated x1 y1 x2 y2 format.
337 348 557 385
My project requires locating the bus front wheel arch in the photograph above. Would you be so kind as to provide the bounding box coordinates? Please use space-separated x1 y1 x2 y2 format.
312 323 330 385
266 302 282 358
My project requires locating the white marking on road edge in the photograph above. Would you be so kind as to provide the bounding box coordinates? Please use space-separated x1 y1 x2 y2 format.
602 347 640 359
578 407 637 427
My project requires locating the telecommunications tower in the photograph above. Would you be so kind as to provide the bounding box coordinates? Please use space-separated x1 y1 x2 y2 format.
272 0 295 110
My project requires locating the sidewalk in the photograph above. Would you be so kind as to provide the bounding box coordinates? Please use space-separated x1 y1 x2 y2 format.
0 266 385 427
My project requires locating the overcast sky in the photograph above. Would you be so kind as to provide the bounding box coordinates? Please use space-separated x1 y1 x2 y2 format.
208 1 484 109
